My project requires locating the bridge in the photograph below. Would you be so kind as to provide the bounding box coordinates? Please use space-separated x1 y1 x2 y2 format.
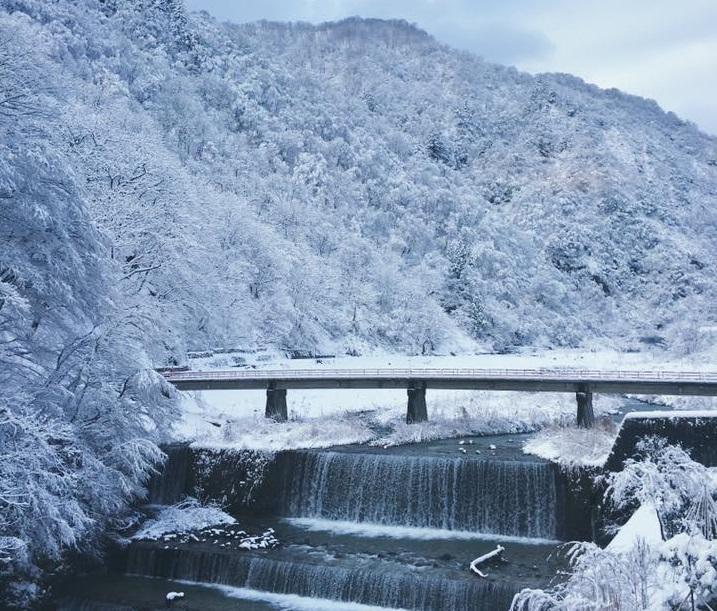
160 367 717 427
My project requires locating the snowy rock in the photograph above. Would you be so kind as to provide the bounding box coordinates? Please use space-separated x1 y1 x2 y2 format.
607 503 662 553
166 591 184 601
133 499 235 541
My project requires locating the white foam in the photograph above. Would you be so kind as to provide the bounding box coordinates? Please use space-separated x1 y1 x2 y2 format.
283 517 560 545
178 580 408 610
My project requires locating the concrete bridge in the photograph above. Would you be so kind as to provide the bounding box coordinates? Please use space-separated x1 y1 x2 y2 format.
160 367 717 427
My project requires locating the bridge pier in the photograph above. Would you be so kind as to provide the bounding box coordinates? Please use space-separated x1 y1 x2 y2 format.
576 386 594 428
265 384 288 421
407 382 428 424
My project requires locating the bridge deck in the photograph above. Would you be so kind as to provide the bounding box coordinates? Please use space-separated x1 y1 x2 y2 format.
162 368 717 396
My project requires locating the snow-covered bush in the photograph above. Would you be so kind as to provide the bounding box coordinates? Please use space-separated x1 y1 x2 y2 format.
656 534 717 609
512 438 717 611
603 437 717 540
512 539 655 611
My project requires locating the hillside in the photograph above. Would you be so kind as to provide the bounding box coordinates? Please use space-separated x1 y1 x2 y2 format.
5 0 717 360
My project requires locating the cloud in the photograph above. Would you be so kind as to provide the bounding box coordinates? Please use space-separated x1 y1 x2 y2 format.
519 0 717 134
430 21 554 64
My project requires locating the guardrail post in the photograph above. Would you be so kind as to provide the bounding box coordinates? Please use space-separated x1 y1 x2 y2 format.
576 385 594 428
265 382 288 421
407 381 428 424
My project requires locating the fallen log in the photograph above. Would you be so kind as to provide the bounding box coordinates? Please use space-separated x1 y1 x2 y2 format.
469 545 505 577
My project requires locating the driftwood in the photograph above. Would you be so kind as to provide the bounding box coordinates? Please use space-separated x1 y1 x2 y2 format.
469 545 505 577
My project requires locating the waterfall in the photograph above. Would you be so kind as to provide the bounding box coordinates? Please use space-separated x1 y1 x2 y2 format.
113 446 573 610
126 546 518 611
278 451 559 539
147 444 193 505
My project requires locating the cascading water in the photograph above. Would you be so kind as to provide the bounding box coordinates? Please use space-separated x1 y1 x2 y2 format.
278 450 560 539
147 444 193 505
63 443 574 610
126 545 519 611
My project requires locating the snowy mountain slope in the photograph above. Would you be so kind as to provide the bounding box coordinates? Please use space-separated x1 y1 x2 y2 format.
6 1 717 358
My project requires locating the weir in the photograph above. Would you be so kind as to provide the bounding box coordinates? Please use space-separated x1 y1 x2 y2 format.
276 450 560 539
61 402 710 609
103 443 592 610
125 545 519 611
146 444 193 505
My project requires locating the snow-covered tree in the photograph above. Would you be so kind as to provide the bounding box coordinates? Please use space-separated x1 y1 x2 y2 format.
604 437 717 540
512 439 717 611
0 12 177 604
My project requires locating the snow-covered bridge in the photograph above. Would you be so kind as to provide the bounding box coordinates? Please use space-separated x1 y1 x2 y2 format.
160 368 717 427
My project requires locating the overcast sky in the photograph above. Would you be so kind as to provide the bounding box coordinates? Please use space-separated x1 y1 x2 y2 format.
186 0 717 135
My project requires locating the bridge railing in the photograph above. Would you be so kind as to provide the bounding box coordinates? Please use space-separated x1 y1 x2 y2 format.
161 367 717 383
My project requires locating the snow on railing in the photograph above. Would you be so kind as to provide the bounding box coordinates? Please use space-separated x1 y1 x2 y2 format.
161 367 717 383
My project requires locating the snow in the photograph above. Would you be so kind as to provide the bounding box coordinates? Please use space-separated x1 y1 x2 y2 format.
176 388 577 451
185 408 377 451
522 421 619 467
133 499 236 541
166 591 184 601
606 504 662 553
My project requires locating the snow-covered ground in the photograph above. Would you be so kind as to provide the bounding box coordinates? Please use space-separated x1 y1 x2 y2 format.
133 499 236 540
522 422 620 467
183 347 717 374
173 386 601 451
171 350 717 453
606 504 662 553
